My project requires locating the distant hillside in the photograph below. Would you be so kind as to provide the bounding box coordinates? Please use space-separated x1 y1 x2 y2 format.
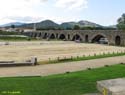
78 20 101 27
0 22 26 27
107 25 117 28
36 20 60 29
1 20 104 29
60 22 77 29
18 20 60 29
60 20 102 29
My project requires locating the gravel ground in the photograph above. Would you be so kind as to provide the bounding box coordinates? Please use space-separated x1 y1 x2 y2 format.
0 41 124 62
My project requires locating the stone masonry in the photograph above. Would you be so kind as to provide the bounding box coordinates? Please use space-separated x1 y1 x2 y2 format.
24 30 125 46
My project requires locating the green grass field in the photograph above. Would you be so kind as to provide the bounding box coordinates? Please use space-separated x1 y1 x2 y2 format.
0 31 20 35
0 64 125 95
0 36 28 41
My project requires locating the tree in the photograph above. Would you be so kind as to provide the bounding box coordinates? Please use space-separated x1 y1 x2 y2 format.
73 25 80 30
81 26 94 30
117 13 125 30
11 24 15 28
66 27 72 30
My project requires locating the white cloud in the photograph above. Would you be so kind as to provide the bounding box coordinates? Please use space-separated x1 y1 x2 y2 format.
55 0 88 10
0 0 88 25
5 16 44 22
0 0 47 24
0 0 46 16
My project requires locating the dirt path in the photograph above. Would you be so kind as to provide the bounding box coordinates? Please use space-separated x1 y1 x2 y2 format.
0 56 125 77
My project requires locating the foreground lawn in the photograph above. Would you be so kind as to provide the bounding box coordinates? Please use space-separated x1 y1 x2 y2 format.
0 64 125 95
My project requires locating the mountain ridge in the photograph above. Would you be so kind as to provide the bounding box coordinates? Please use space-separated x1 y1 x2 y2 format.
1 20 115 29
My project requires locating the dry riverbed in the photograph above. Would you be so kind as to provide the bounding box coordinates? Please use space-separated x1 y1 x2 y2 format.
0 41 124 62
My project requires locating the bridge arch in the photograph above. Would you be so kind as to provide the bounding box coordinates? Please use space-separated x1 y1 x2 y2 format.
38 32 42 37
34 33 38 38
115 36 121 46
68 34 71 40
30 32 34 37
72 34 82 41
59 34 66 40
56 33 59 38
91 34 108 44
50 34 56 39
85 35 89 42
43 33 48 39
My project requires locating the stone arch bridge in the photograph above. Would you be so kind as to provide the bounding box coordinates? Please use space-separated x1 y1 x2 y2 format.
24 30 125 46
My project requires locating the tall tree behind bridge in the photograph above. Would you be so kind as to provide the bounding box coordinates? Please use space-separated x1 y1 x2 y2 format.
117 13 125 30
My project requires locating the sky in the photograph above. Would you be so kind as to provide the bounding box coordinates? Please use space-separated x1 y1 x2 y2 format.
0 0 125 26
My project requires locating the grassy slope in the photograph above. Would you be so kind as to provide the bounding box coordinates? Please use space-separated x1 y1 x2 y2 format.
39 53 125 64
0 64 125 95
